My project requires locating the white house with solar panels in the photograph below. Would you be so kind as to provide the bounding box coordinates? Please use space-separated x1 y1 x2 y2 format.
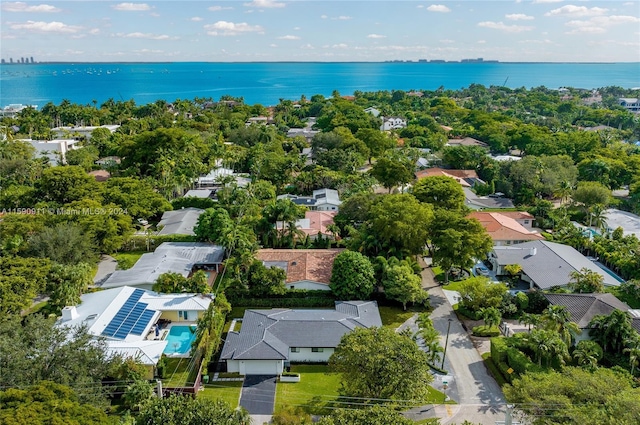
57 286 213 379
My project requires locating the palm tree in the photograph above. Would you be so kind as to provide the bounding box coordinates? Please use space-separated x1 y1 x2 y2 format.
572 344 600 370
481 307 502 330
518 313 541 332
589 310 634 354
623 337 640 376
541 305 581 346
527 329 568 367
554 180 574 205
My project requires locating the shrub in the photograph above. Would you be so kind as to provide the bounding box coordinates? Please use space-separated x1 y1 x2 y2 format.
472 325 501 337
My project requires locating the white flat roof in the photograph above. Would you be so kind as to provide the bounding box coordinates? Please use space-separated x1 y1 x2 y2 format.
604 209 640 238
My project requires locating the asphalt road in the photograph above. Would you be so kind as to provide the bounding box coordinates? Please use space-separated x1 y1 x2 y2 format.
239 375 277 415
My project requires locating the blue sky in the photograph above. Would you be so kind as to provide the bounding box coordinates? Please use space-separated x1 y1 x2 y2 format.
1 1 639 62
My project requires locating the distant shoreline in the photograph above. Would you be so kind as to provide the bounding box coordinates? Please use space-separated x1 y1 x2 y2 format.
1 61 632 65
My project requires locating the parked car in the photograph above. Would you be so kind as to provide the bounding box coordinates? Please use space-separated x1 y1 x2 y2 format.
475 265 490 276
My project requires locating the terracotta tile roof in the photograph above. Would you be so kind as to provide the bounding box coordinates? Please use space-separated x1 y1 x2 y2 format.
299 211 337 238
88 170 111 182
498 211 534 220
468 212 544 242
256 249 343 285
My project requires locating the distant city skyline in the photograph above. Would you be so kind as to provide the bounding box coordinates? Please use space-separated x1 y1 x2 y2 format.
1 1 639 63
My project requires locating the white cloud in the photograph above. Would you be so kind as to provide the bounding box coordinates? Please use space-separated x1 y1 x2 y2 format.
566 27 606 34
191 17 203 22
269 43 277 47
320 15 328 19
440 39 455 43
427 5 451 13
416 5 424 9
367 34 386 39
243 0 285 8
564 15 640 34
133 49 163 53
477 40 486 44
10 20 80 33
204 21 264 36
118 32 173 40
545 5 608 17
328 43 348 49
333 16 352 20
532 0 563 3
89 28 100 35
506 14 534 21
2 2 61 13
208 6 233 12
278 35 300 40
293 26 300 30
300 44 314 49
477 21 534 33
112 3 151 12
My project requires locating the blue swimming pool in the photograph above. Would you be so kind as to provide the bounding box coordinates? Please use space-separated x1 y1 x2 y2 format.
163 325 197 355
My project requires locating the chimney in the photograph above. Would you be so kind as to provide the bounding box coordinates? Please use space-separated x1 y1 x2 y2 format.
530 247 537 256
61 306 79 321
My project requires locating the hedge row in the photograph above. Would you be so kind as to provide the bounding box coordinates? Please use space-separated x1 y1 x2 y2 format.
490 337 544 383
229 297 336 308
472 325 501 337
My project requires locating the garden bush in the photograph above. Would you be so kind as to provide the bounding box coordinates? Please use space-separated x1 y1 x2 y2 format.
472 325 501 337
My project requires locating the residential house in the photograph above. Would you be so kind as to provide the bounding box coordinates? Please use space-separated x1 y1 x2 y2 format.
277 211 338 241
157 208 204 236
88 170 111 182
95 156 121 167
197 166 250 188
287 128 319 143
0 104 37 118
183 189 214 199
277 188 342 212
101 242 225 289
446 137 489 149
543 293 640 342
256 248 343 291
603 209 640 239
364 107 381 117
57 286 213 378
468 211 543 246
220 301 382 375
489 240 621 290
52 125 120 141
380 116 407 131
245 116 270 126
20 138 81 165
619 98 640 113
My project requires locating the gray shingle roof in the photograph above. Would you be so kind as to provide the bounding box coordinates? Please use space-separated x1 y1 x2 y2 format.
101 242 225 288
543 293 632 328
157 208 204 236
220 301 382 361
492 240 620 289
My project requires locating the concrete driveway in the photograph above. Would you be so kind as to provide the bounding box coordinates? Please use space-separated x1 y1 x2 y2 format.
239 375 277 415
93 254 117 286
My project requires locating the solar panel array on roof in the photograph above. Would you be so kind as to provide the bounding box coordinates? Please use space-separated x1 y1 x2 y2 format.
102 289 157 339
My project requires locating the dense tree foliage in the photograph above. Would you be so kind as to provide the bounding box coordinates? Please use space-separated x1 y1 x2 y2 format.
317 405 415 425
329 251 375 300
136 395 250 425
329 326 433 402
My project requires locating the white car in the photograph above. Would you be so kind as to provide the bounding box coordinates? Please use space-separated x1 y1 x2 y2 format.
475 265 490 276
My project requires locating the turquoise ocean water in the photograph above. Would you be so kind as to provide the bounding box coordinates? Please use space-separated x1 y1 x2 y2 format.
1 62 639 107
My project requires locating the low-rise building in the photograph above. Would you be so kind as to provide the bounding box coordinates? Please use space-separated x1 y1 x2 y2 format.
604 208 640 239
157 208 204 236
446 137 489 149
468 211 543 246
277 211 338 241
101 242 225 289
57 286 213 378
52 125 120 140
380 116 407 131
220 301 382 375
489 240 621 290
415 168 484 187
256 248 343 291
21 138 81 165
277 188 341 212
619 98 640 113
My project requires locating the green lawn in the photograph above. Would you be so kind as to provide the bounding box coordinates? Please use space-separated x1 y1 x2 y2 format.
442 280 467 292
199 382 243 408
379 306 416 330
162 357 197 388
113 250 145 270
432 266 445 283
274 365 341 415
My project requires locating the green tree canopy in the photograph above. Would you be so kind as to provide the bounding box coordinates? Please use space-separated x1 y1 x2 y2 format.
573 181 611 208
568 267 605 293
328 326 433 402
37 165 101 205
0 381 111 425
136 394 250 425
370 157 415 193
26 222 96 264
412 175 466 211
457 277 508 312
382 263 427 310
317 405 415 425
329 250 375 300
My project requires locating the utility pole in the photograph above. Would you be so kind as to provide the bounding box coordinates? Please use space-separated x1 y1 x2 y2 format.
505 404 514 425
156 379 163 399
440 318 453 370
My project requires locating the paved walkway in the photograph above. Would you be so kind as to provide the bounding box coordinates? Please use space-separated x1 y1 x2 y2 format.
403 258 507 425
93 254 117 286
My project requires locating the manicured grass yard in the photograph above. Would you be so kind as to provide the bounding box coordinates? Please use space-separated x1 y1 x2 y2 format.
379 306 416 329
275 365 341 415
162 357 196 388
113 250 146 270
442 280 467 292
199 382 243 408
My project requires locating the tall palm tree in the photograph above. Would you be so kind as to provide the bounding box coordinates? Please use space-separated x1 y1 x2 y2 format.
589 310 634 354
554 180 574 205
623 337 640 376
481 307 502 329
542 305 581 347
518 313 541 332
